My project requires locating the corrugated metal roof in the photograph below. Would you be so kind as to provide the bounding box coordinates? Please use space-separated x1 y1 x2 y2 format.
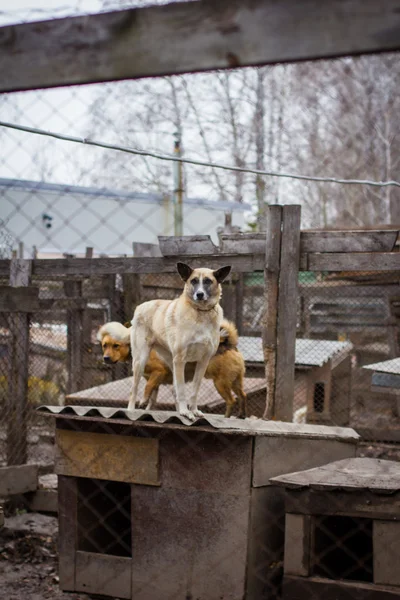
270 457 400 493
238 337 353 367
363 357 400 374
37 405 359 442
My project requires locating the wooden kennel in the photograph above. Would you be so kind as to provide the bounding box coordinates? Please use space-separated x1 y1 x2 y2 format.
39 405 358 599
272 457 400 599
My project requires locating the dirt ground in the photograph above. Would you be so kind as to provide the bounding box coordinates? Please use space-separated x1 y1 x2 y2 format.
0 513 91 600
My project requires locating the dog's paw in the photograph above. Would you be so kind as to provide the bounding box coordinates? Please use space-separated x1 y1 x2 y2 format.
179 408 195 421
192 409 204 419
138 399 148 409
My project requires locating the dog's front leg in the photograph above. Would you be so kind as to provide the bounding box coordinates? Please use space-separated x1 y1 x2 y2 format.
188 355 211 418
173 358 194 420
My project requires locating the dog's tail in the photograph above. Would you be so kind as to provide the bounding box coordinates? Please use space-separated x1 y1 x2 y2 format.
97 321 131 344
219 319 239 347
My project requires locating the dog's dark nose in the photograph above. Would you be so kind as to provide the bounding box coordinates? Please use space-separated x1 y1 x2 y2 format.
196 291 204 300
103 356 112 364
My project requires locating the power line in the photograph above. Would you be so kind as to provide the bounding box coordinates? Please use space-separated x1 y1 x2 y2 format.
1 119 400 189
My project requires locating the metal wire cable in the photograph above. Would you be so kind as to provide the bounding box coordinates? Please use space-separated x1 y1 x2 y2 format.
1 119 400 188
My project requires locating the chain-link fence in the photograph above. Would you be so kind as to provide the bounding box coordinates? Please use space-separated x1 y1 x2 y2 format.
1 3 400 599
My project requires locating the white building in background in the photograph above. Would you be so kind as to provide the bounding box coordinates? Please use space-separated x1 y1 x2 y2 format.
0 178 250 257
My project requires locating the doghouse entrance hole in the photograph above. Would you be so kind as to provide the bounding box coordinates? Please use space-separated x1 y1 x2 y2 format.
77 478 132 557
312 515 373 582
313 382 325 413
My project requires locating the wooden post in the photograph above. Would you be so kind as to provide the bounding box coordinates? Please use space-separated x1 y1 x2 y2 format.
7 258 32 465
275 205 301 421
262 206 282 420
65 280 83 394
235 273 244 336
262 205 301 421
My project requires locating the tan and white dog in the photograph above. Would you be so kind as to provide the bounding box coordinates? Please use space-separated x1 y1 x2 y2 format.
128 262 231 420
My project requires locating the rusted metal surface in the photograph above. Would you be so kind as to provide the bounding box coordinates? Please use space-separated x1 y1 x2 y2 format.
38 405 359 443
55 429 159 485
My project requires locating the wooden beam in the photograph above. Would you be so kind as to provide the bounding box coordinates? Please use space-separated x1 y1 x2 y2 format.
0 286 39 312
2 0 400 93
0 255 264 277
65 280 83 394
274 205 301 421
301 230 398 253
308 252 400 272
7 259 31 465
262 205 282 419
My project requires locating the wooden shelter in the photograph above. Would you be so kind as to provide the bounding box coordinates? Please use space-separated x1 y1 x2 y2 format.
39 405 358 599
271 457 400 599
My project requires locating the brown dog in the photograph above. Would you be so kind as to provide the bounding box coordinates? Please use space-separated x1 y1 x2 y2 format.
97 320 247 418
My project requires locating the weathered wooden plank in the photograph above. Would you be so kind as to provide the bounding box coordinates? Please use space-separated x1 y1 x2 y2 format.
274 205 301 422
11 255 263 277
0 286 39 312
220 233 265 255
284 514 311 577
262 206 282 420
0 506 4 528
2 0 400 93
284 489 400 520
0 464 38 496
133 241 162 257
283 575 400 600
374 521 400 586
272 457 400 492
308 252 400 272
301 230 398 253
158 235 217 256
75 552 132 598
65 280 83 394
58 476 77 591
7 258 31 465
55 429 160 485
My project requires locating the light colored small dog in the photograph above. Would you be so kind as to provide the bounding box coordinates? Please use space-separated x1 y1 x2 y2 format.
128 262 231 420
97 319 247 418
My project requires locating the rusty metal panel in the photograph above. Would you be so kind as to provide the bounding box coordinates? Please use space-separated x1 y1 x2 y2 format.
131 485 250 600
55 429 159 485
75 551 132 599
159 431 253 494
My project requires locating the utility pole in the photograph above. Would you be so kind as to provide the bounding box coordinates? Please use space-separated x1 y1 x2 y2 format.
173 132 183 236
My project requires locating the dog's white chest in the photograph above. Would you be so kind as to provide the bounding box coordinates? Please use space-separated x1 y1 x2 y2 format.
184 330 218 362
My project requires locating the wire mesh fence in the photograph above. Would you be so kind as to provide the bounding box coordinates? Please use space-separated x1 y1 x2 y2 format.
1 4 400 599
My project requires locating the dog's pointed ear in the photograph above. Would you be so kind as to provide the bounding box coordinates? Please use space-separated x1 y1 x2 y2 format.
177 262 193 282
213 265 231 283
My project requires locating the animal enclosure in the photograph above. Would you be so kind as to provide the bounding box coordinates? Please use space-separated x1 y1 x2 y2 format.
1 1 400 599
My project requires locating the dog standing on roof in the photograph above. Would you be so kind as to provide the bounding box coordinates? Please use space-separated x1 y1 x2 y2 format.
128 262 231 420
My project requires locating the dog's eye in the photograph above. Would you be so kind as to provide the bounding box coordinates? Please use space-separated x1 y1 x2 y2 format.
113 344 120 349
191 278 199 285
203 277 212 285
